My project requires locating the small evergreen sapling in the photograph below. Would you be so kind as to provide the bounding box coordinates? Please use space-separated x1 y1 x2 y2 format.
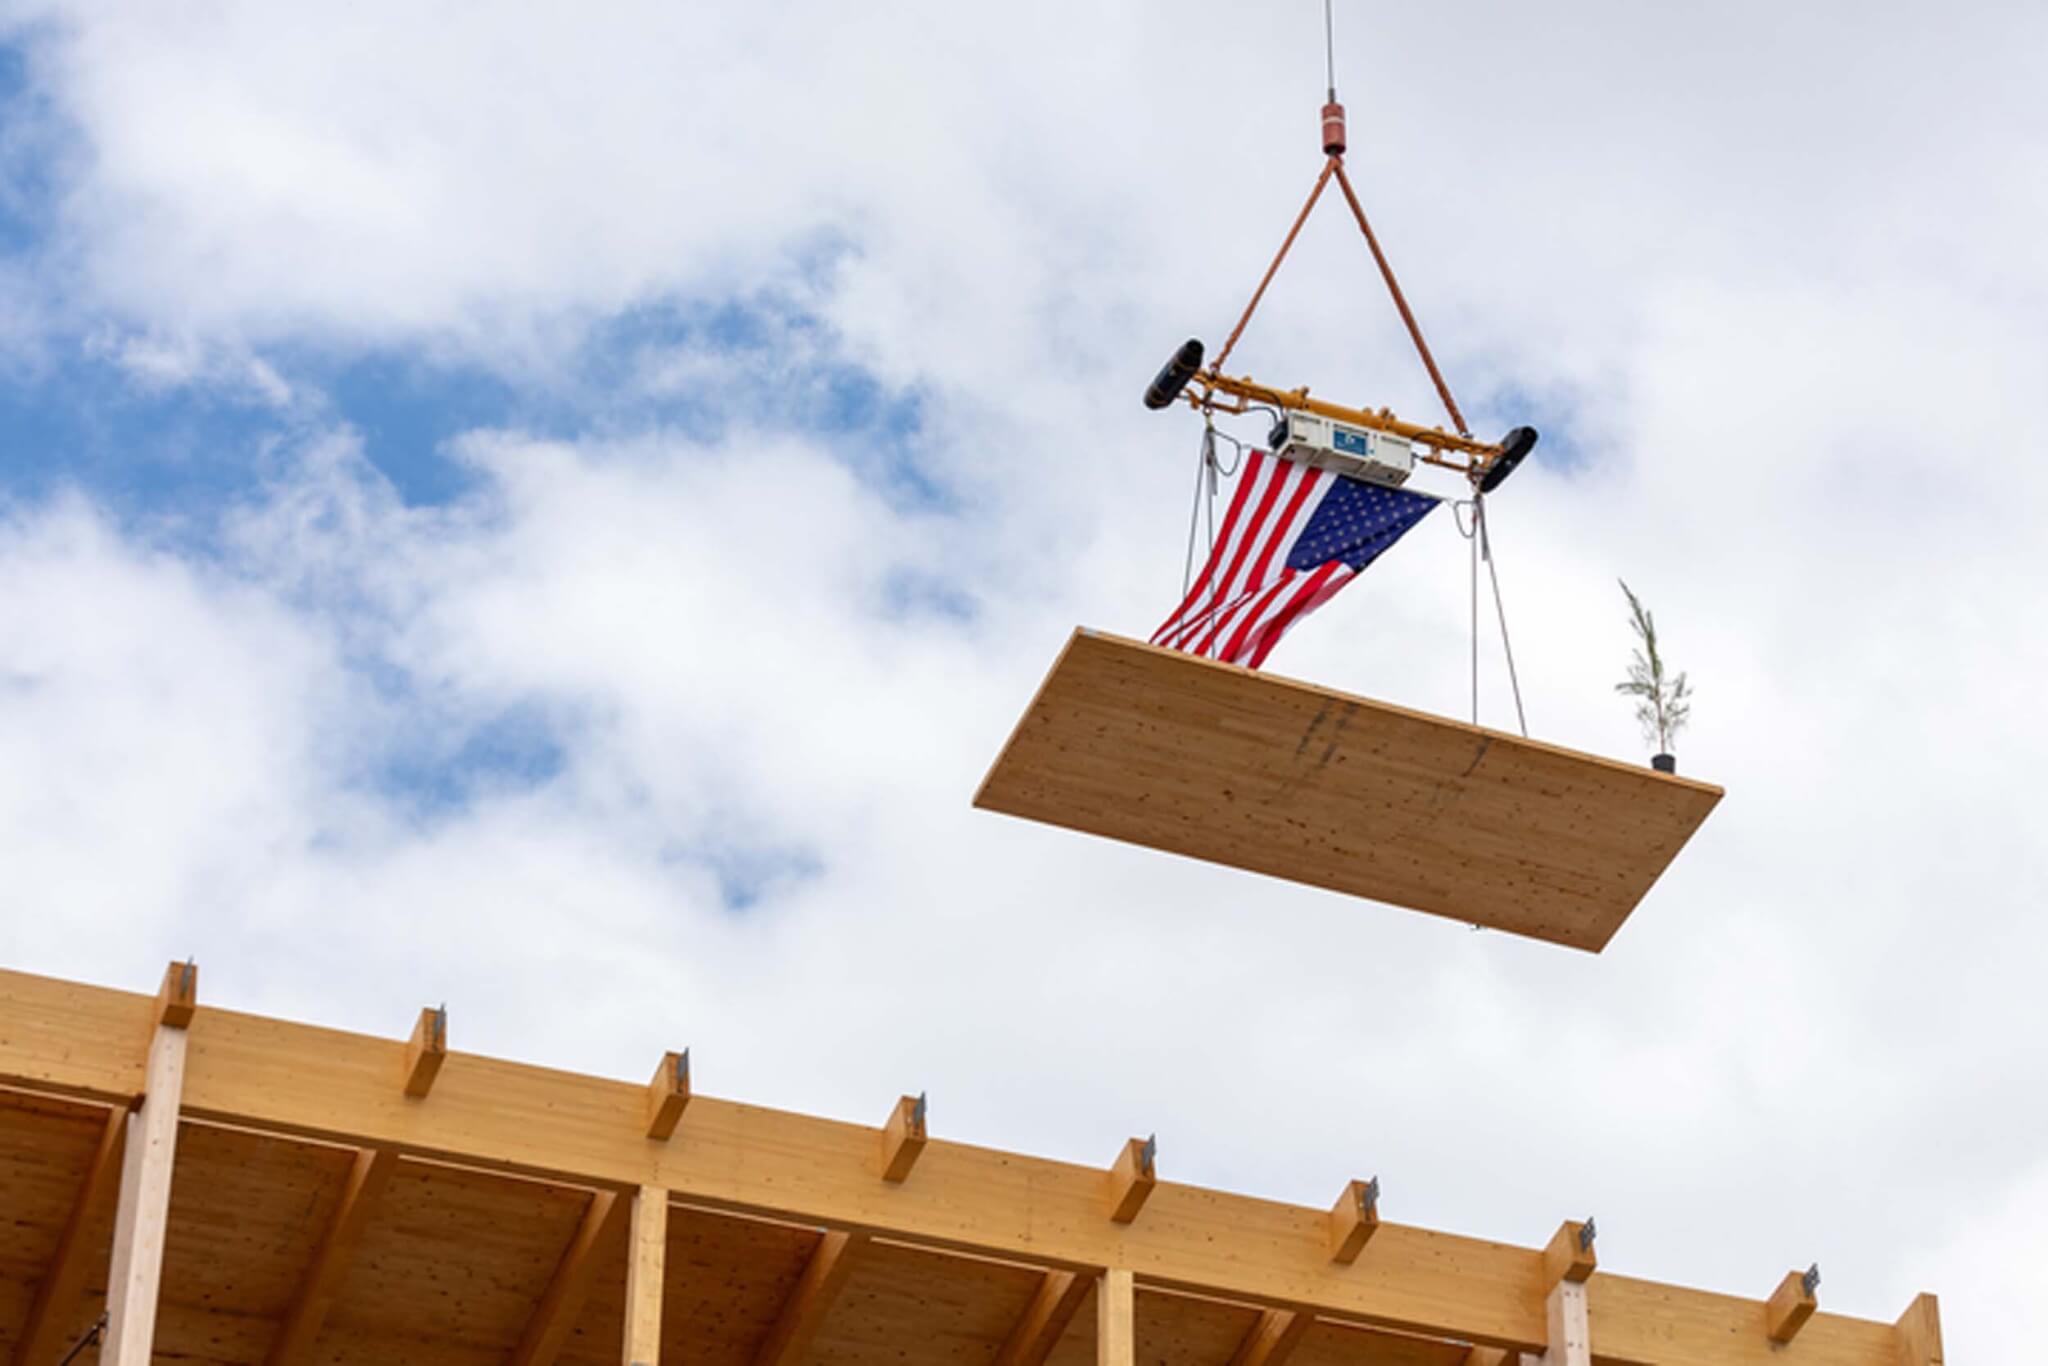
1615 580 1690 768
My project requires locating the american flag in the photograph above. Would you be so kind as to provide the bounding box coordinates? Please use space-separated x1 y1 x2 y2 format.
1152 448 1438 668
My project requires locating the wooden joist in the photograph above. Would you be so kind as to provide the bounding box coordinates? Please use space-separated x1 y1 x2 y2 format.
975 630 1723 952
1542 1219 1596 1288
879 1093 928 1182
8 1105 124 1366
0 965 1935 1366
753 1229 869 1366
263 1146 397 1366
1461 1349 1515 1366
1327 1179 1379 1265
1105 1136 1157 1224
507 1189 625 1366
1767 1265 1820 1344
991 1270 1093 1366
1228 1310 1312 1366
645 1050 691 1141
402 1006 447 1099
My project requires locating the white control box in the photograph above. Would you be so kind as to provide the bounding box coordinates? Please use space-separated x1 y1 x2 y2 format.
1271 412 1414 487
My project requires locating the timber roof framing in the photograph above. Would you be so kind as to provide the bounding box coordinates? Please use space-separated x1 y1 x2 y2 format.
0 964 1937 1366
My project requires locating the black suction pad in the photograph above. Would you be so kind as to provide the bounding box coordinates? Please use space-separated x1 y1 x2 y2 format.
1143 338 1206 411
1478 426 1538 493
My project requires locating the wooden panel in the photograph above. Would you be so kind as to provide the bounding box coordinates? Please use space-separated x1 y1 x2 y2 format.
993 1271 1093 1366
508 1189 623 1366
266 1147 399 1366
0 1092 120 1364
645 1207 818 1366
810 1240 1046 1366
975 631 1723 951
1140 1290 1260 1366
322 1161 599 1363
159 1124 358 1331
1292 1320 1473 1366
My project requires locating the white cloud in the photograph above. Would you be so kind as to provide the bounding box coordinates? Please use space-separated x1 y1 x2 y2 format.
0 2 2044 1358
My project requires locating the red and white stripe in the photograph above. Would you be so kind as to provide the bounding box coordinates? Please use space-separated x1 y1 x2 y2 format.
1151 449 1357 668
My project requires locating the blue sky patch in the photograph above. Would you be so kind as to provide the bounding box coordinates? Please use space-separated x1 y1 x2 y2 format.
372 701 570 821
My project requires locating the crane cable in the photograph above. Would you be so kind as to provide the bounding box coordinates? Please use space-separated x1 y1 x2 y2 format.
1207 0 1472 439
1454 494 1529 738
1199 3 1528 734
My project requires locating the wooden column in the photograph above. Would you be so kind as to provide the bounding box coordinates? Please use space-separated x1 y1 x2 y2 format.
102 962 195 1366
1544 1283 1590 1366
622 1185 667 1366
1540 1220 1593 1366
1097 1269 1135 1366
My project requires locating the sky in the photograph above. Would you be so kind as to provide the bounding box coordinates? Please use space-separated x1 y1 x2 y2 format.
1 1 2043 1356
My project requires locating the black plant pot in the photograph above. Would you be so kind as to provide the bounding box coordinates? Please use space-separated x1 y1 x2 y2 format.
1651 753 1676 774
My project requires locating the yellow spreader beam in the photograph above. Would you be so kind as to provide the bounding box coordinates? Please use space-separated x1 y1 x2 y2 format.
1192 370 1502 465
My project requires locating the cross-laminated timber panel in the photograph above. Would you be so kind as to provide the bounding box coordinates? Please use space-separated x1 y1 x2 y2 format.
975 630 1722 951
0 965 1929 1366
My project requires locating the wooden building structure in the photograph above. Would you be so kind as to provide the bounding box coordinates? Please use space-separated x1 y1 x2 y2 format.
1 963 1939 1366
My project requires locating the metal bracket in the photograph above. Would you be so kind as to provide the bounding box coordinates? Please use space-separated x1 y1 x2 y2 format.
59 1313 108 1366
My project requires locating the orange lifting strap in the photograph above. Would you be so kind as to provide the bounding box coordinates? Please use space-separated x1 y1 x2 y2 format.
1208 100 1472 441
